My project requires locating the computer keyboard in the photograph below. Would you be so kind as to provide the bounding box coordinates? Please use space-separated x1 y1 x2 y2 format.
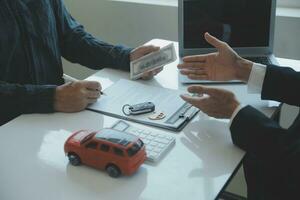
111 120 175 162
245 56 272 65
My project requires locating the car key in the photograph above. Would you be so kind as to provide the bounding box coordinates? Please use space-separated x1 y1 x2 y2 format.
122 102 155 115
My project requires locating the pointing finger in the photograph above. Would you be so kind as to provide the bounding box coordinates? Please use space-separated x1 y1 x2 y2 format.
139 45 160 55
180 94 202 107
187 85 221 97
182 55 208 62
178 62 206 69
180 69 206 76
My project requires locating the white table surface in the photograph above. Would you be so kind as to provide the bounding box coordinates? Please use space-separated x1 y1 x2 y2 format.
1 39 299 200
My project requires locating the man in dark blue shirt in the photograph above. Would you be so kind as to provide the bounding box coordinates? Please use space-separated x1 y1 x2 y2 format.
0 0 162 125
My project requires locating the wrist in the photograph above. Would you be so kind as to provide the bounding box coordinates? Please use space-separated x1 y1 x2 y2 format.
235 58 253 82
229 101 241 118
54 86 64 111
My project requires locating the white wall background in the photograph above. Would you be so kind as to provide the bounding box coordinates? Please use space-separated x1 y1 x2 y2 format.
63 0 177 79
63 0 300 79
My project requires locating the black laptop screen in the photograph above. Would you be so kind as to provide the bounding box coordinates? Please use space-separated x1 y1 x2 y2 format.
183 0 272 48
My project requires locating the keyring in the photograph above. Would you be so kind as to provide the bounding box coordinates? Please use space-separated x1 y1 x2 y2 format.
122 104 131 116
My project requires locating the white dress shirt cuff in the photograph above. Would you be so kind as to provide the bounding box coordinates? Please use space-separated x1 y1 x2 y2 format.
229 63 267 127
247 63 267 94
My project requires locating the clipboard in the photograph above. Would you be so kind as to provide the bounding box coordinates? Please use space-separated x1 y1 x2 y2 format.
87 79 199 132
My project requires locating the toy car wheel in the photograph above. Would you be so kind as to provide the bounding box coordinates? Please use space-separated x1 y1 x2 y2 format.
106 164 121 178
68 153 81 166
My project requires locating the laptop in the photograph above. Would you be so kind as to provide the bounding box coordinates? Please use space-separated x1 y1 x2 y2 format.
178 0 279 84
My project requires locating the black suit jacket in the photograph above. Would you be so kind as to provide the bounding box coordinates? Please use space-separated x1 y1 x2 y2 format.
230 65 300 200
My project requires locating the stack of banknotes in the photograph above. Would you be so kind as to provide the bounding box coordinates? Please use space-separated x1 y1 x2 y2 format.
130 43 177 80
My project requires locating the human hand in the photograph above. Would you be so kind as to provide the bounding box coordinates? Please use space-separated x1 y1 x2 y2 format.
130 45 164 80
181 85 240 119
178 33 253 82
54 81 101 113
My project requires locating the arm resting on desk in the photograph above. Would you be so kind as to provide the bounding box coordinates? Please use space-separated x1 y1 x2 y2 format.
0 81 56 125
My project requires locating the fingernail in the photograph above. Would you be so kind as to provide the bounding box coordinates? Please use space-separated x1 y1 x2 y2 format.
181 93 189 97
193 93 203 97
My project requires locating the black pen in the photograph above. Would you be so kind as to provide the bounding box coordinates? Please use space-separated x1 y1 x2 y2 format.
97 89 106 96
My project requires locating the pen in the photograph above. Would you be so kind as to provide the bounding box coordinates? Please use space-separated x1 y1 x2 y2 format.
62 74 106 95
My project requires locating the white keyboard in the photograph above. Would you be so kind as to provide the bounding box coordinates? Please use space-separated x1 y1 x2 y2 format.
111 120 175 162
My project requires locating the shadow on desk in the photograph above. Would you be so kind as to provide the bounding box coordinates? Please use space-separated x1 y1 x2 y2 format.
65 164 148 200
181 114 243 178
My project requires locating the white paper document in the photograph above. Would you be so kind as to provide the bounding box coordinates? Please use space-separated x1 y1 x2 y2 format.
88 79 199 131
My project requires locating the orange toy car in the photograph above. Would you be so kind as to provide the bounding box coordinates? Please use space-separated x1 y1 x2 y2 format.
64 128 146 178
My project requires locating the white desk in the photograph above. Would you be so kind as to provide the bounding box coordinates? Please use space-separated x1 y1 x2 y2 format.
1 40 298 200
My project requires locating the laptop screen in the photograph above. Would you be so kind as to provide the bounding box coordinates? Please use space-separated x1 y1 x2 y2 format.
183 0 272 49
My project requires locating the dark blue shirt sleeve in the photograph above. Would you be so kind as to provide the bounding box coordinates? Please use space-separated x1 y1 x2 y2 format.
53 0 133 71
0 81 56 125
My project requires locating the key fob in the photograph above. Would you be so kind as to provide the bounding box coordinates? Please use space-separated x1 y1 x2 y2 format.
129 102 155 115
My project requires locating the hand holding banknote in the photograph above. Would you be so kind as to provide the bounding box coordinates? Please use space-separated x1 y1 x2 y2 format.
130 45 164 80
130 43 177 80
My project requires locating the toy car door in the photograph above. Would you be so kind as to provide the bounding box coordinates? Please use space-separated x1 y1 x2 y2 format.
83 141 100 168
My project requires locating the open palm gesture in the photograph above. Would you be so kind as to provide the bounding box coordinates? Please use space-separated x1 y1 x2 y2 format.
178 33 252 82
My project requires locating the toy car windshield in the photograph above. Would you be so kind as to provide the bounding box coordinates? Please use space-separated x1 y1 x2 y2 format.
95 129 137 146
127 139 144 157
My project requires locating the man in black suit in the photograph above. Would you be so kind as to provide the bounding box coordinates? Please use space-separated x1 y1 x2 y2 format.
178 33 300 199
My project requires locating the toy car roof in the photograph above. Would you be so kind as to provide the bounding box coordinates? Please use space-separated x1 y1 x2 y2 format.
95 129 138 147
